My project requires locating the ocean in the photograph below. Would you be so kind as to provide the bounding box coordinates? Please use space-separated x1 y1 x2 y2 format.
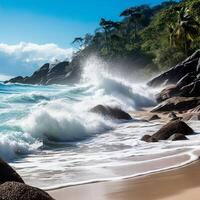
0 57 200 189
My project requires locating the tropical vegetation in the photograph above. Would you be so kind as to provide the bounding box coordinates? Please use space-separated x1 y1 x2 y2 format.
72 0 200 74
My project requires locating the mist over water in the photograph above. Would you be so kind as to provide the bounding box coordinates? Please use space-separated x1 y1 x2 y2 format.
0 56 200 189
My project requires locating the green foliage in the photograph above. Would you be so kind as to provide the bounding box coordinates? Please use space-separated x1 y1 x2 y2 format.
72 0 200 73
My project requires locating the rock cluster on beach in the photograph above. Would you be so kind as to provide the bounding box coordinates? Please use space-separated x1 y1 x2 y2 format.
141 50 200 142
148 50 200 114
0 158 54 200
141 120 193 142
148 50 200 109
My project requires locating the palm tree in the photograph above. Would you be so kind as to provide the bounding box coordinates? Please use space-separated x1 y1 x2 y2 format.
170 7 200 54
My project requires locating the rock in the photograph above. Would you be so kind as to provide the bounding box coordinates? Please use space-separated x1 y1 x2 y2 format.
180 79 200 97
168 112 177 119
142 120 193 142
152 97 200 112
169 133 189 141
155 85 178 102
5 59 81 85
151 120 193 140
90 105 132 120
0 182 54 200
4 76 25 84
0 158 24 184
148 50 200 87
141 135 158 142
183 113 200 121
176 72 197 89
148 114 160 121
189 105 200 113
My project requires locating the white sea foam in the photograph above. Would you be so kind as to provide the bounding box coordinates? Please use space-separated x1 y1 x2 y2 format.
0 56 199 189
21 99 112 142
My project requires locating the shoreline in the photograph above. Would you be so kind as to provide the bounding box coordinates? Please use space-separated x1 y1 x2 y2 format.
44 151 197 191
48 159 200 200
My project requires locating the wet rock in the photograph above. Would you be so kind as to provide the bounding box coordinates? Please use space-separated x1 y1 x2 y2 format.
156 85 178 102
0 158 24 185
90 105 132 120
148 50 200 87
169 133 188 141
151 120 193 140
152 97 200 112
148 114 160 121
141 135 158 142
0 182 54 200
141 120 193 143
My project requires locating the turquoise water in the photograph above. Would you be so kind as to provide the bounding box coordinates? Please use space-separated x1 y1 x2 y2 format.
1 59 200 189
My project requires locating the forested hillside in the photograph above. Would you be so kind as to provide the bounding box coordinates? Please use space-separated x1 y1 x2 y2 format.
72 0 200 74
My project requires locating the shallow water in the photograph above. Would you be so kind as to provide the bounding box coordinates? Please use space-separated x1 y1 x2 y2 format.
1 57 200 189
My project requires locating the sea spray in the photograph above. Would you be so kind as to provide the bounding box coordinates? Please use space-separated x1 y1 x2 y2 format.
21 99 112 142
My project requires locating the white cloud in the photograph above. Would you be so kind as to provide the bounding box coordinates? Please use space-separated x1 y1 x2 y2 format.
0 74 13 81
0 42 74 77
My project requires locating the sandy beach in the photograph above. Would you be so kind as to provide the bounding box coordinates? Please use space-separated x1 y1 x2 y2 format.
48 160 200 200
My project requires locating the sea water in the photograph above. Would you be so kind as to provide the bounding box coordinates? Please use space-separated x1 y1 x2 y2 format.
0 57 200 189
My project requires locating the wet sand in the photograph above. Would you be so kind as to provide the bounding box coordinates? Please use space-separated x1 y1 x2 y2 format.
48 160 200 200
48 110 200 200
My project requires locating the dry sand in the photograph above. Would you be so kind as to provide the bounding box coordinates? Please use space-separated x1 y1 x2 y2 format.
48 160 200 200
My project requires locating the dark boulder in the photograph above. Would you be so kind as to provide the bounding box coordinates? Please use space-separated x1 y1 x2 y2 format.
0 158 24 184
152 97 200 112
169 133 189 141
90 105 132 120
151 120 193 140
141 120 193 142
148 50 200 87
0 182 54 200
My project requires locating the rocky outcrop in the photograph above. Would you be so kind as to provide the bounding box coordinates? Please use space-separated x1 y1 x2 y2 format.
152 97 200 112
5 60 81 85
148 50 200 87
141 120 193 142
0 158 24 184
148 50 200 104
0 182 54 200
90 105 132 120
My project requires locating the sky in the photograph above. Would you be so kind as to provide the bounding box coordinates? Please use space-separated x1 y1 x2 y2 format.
0 0 165 79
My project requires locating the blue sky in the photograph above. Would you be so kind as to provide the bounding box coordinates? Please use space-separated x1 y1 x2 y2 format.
0 0 166 78
0 0 166 47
